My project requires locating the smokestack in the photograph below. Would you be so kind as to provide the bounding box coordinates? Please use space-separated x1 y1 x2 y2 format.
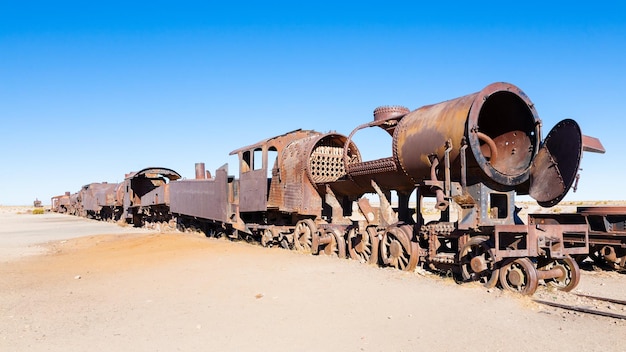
195 163 206 180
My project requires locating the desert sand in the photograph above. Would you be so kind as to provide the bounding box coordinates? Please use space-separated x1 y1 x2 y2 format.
1 208 625 351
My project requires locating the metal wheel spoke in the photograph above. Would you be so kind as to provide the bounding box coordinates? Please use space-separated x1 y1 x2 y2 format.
459 236 499 288
399 255 408 270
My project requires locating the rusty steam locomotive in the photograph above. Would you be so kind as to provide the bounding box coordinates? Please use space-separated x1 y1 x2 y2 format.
52 82 613 295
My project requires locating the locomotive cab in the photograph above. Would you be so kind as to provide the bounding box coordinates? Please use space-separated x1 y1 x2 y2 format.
230 129 322 224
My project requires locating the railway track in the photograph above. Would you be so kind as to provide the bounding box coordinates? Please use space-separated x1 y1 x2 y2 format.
534 293 626 320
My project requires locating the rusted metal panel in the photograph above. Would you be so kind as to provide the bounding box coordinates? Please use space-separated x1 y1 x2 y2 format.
229 129 318 157
494 224 536 259
582 135 606 153
493 223 586 258
232 129 323 215
465 183 516 226
239 169 268 212
170 166 230 223
140 184 169 206
529 119 582 207
80 182 119 212
578 206 626 216
531 223 589 257
528 213 590 256
282 183 304 212
279 134 318 215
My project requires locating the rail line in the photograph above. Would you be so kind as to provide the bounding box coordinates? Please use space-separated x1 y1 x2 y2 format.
534 293 626 320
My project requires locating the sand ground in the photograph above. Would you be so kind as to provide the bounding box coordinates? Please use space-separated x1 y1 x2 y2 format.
1 208 625 351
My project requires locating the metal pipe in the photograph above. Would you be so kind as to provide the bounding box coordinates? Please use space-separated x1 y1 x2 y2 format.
475 132 498 165
460 138 468 190
444 139 452 198
430 157 449 211
536 267 565 281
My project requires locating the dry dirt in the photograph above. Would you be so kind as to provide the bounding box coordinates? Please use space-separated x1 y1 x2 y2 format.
1 208 625 351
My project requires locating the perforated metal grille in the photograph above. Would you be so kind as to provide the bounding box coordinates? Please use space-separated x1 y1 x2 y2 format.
309 145 345 183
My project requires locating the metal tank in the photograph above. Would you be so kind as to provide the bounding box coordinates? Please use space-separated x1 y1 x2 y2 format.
343 82 596 208
393 82 539 190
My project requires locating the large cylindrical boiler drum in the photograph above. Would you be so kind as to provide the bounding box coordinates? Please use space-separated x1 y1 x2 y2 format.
281 133 363 194
393 82 540 189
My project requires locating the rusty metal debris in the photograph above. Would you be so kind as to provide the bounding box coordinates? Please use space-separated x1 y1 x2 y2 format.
535 294 626 320
51 82 609 296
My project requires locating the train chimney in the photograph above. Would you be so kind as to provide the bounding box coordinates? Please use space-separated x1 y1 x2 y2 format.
373 106 410 136
195 163 206 180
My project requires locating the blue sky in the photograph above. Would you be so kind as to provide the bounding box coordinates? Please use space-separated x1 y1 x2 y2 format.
1 1 624 205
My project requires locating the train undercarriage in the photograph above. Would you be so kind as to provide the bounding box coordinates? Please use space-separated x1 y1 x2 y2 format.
175 179 588 296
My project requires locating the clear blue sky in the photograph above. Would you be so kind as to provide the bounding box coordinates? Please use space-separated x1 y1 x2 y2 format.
1 1 624 205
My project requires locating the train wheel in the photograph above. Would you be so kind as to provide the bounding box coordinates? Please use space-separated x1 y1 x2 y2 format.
347 227 374 264
542 255 581 292
279 237 291 250
368 227 381 265
293 219 316 253
499 258 538 295
380 226 418 271
459 236 499 288
261 227 278 248
320 228 346 258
